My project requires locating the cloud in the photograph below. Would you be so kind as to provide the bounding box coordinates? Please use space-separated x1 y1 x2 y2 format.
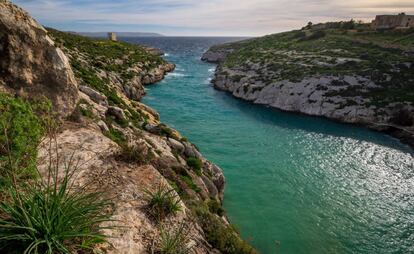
11 0 414 36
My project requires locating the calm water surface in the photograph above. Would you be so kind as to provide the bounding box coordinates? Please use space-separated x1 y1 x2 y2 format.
123 37 414 254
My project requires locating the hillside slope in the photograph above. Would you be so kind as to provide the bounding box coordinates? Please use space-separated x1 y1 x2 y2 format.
202 24 414 147
0 1 256 253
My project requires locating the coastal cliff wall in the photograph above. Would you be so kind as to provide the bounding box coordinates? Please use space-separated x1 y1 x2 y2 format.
202 28 414 147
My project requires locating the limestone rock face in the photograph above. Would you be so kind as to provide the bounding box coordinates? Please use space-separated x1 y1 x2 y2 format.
203 44 414 147
107 106 127 121
37 125 222 254
201 48 233 63
0 0 78 117
79 85 107 106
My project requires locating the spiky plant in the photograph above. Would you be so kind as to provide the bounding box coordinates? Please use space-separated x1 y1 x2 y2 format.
0 134 112 253
144 183 181 221
158 223 192 254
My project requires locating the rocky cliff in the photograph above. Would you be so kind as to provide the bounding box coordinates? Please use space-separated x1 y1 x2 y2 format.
203 25 414 147
0 0 78 117
0 1 256 253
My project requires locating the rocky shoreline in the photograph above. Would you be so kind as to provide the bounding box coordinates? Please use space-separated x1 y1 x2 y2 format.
202 41 414 149
0 1 257 253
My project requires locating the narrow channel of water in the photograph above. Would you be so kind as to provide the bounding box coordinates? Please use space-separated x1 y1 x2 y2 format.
124 37 414 254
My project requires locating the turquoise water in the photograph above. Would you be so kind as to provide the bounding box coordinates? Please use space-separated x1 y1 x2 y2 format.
126 37 414 254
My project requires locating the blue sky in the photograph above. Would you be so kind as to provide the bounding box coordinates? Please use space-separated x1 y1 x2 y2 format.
12 0 414 36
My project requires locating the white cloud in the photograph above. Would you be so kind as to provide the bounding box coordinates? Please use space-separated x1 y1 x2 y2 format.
12 0 414 36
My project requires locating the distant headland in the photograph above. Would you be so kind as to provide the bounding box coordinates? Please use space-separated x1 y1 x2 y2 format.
73 31 165 38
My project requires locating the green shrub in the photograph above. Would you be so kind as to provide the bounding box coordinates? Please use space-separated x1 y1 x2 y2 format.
117 143 153 164
192 204 257 254
104 128 126 145
158 223 192 254
300 30 326 41
186 157 202 175
144 184 181 221
181 175 201 193
79 104 95 119
292 31 307 40
207 199 225 217
0 160 111 254
159 124 175 138
0 94 43 179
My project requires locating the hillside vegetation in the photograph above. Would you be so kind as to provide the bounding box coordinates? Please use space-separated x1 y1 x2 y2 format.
203 22 414 146
209 25 414 105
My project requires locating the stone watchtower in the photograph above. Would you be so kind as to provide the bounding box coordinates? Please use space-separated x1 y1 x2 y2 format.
108 32 117 42
371 13 414 30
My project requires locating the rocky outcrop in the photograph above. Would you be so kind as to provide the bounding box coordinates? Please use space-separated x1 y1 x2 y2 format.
0 0 78 117
142 63 175 85
200 43 239 63
201 51 229 63
37 125 223 254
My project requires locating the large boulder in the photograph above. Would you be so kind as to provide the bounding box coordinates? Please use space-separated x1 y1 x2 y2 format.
0 0 78 117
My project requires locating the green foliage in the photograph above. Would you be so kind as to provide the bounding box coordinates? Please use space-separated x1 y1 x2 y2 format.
117 143 154 164
71 59 125 107
47 29 152 130
0 94 43 179
79 104 95 119
104 128 127 145
207 199 225 217
191 203 257 254
299 30 326 41
144 184 181 221
47 28 165 72
186 157 202 176
0 159 111 254
214 26 414 105
180 175 201 193
158 223 192 254
159 124 177 139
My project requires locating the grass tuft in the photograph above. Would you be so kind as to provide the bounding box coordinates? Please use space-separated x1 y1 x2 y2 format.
158 223 192 254
0 155 111 254
144 184 181 221
186 157 202 176
117 143 154 164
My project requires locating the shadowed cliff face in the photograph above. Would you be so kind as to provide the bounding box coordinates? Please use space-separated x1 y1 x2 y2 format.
0 0 78 117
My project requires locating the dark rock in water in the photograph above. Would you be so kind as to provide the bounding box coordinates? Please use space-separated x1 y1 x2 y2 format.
0 0 78 117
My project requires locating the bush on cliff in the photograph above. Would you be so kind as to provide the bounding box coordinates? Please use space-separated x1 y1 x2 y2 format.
0 93 43 181
191 203 257 254
144 183 182 221
186 157 202 175
158 223 192 254
117 143 154 164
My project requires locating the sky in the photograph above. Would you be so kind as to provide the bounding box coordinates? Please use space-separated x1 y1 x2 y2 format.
12 0 414 36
